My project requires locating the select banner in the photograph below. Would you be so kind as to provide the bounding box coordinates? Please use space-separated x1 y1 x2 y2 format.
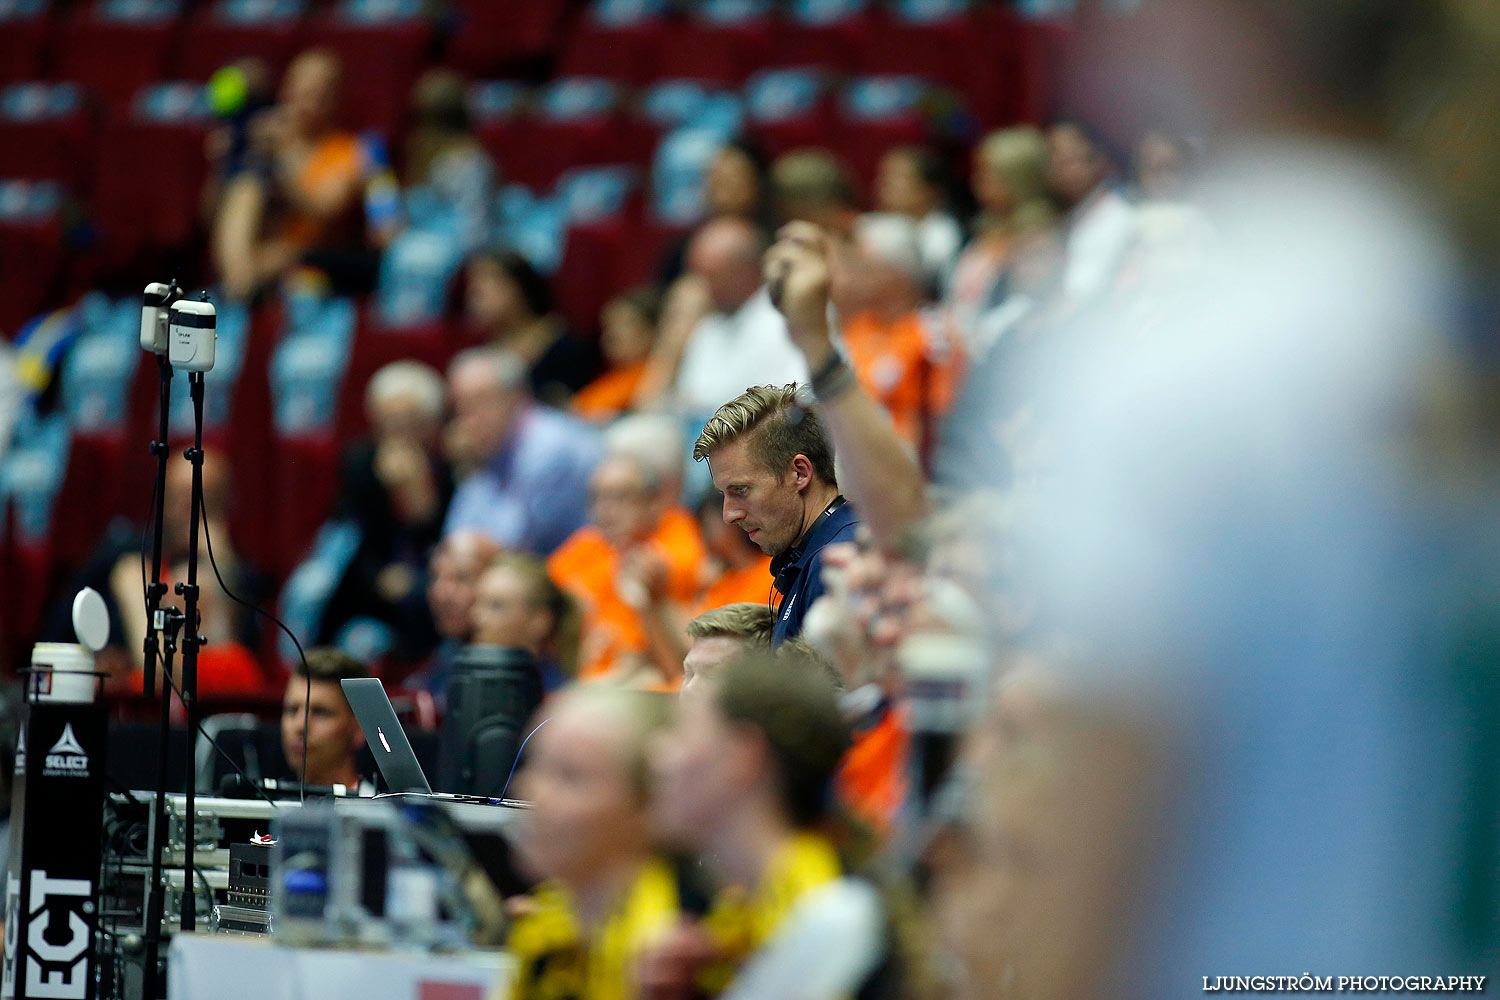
2 703 108 1000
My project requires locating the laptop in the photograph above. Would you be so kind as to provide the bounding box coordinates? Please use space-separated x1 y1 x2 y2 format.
340 678 433 794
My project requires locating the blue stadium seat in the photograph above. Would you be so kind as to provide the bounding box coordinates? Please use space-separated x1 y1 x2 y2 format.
538 76 621 121
0 412 69 545
468 80 529 121
890 0 968 23
638 80 714 131
277 519 363 666
555 164 637 225
375 220 468 327
587 0 669 29
270 297 356 436
695 0 773 26
744 66 828 155
841 74 929 120
651 127 726 226
787 0 867 24
60 295 139 436
494 188 569 275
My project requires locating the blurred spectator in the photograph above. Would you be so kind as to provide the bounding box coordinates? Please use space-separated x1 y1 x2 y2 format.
281 647 371 791
201 57 275 223
212 49 399 300
874 146 964 291
464 249 598 407
47 448 268 693
836 213 963 454
402 68 496 251
771 148 861 236
1121 129 1215 298
639 218 807 416
1046 121 1138 305
1133 129 1192 203
470 553 579 693
647 650 884 999
658 137 775 284
403 528 502 703
573 287 660 422
680 602 773 700
443 347 601 554
509 686 677 999
947 126 1052 347
692 488 771 612
548 452 705 684
318 360 453 661
693 384 858 645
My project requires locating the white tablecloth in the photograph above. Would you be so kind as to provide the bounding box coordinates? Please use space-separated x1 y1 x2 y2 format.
168 934 512 1000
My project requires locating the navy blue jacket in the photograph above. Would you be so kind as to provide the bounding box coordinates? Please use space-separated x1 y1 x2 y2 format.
770 499 860 646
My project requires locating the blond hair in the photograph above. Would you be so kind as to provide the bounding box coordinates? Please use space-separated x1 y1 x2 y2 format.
693 384 837 486
487 554 582 681
686 602 775 645
978 126 1051 212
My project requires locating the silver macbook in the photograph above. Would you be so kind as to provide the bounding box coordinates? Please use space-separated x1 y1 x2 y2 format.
340 678 432 793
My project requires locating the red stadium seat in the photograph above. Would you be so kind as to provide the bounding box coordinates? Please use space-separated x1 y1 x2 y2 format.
308 12 434 134
89 112 212 272
53 4 180 120
174 5 305 83
0 84 96 190
336 305 452 442
0 10 52 86
446 0 572 75
269 433 342 578
651 19 775 88
0 213 65 338
556 19 668 85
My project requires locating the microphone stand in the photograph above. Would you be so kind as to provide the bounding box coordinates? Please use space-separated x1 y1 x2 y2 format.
142 280 181 698
175 370 207 933
142 607 184 1000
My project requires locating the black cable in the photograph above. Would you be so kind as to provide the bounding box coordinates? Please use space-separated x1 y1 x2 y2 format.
136 486 283 813
196 501 313 804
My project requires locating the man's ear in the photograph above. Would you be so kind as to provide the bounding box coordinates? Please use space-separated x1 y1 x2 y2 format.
790 454 814 493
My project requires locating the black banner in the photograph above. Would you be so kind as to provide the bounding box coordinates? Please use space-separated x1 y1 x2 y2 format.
2 702 108 1000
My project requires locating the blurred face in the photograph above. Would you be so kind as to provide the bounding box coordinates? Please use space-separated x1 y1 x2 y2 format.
515 699 646 885
680 635 749 701
650 691 744 849
369 391 441 446
471 565 548 652
282 53 340 135
600 300 655 367
972 148 1016 216
687 228 762 313
1047 125 1105 208
698 500 762 565
708 437 807 557
590 456 658 549
465 259 532 334
448 361 520 463
1135 132 1185 201
705 148 761 219
876 150 936 218
427 537 491 639
282 678 364 784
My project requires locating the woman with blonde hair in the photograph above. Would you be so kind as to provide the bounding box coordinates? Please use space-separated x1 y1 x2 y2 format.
470 553 581 692
946 126 1055 345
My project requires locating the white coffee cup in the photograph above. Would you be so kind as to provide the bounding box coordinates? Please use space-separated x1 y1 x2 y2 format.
29 643 98 704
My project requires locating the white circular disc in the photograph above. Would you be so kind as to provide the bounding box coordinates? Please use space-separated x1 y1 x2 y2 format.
72 587 110 653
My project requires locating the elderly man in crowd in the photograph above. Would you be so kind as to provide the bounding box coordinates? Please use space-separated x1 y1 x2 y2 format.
443 346 601 555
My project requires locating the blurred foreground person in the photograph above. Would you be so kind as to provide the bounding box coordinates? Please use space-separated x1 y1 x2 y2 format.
507 687 676 1000
648 651 887 1000
977 1 1494 993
